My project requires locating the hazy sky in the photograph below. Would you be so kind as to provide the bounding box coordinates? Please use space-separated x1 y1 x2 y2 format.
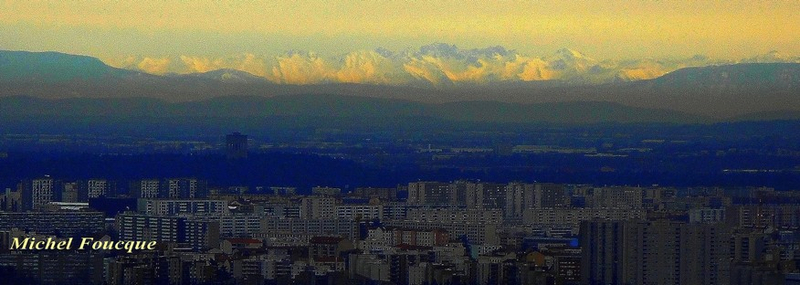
1 0 798 62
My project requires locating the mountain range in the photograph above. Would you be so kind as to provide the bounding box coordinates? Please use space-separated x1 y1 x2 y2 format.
106 44 800 86
1 49 800 122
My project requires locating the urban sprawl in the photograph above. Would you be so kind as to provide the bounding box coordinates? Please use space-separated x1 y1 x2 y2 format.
1 177 800 284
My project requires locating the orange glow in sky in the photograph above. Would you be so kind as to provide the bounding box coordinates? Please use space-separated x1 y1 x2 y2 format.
1 1 797 60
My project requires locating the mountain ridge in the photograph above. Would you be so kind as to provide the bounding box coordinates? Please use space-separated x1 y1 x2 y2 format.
1 50 800 119
0 94 705 124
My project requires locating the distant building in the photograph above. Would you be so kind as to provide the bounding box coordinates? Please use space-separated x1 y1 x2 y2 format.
80 179 109 201
523 208 646 233
161 178 207 198
336 204 383 221
136 199 228 216
60 182 79 203
260 218 360 241
352 187 398 201
587 186 644 209
0 211 105 237
0 188 21 211
407 182 451 206
0 251 105 285
360 227 449 249
312 186 342 196
409 181 568 212
117 213 220 251
467 182 507 209
388 208 502 244
301 196 337 219
130 179 160 198
689 208 726 224
259 202 302 219
581 219 731 285
226 132 248 159
20 177 54 210
270 187 297 196
309 236 353 259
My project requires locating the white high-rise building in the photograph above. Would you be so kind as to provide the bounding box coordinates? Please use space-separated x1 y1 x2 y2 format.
22 178 54 210
301 196 337 219
86 179 107 199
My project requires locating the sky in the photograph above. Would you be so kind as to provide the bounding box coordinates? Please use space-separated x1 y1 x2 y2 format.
1 1 799 85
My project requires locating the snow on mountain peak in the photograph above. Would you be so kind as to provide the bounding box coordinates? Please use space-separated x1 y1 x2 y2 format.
101 43 771 86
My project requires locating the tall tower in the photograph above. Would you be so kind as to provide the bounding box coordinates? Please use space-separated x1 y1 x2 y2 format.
226 132 248 159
